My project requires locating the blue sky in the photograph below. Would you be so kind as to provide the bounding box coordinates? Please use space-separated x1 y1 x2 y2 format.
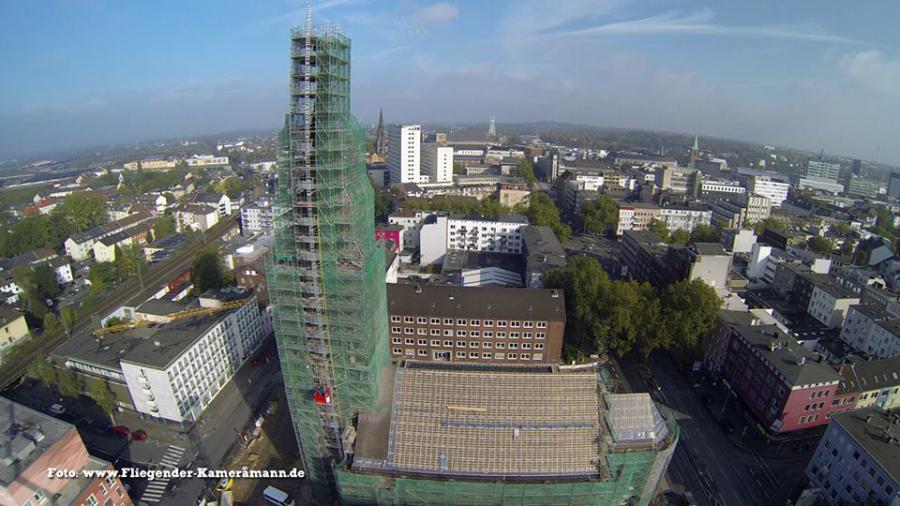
1 1 899 164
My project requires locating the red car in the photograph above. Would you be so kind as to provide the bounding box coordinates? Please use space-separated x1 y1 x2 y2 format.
132 429 147 442
110 426 130 437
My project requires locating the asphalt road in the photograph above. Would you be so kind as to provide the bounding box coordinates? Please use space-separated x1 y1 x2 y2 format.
618 354 801 506
0 214 239 389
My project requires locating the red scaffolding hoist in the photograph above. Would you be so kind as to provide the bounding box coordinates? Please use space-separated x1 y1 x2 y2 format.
313 386 332 405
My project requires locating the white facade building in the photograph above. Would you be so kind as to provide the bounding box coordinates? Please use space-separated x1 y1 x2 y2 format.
388 210 438 250
574 172 604 192
839 305 900 358
702 179 746 195
420 143 454 183
417 214 529 265
808 283 860 328
388 124 421 184
658 206 712 232
419 215 450 265
63 290 264 423
240 204 273 236
748 176 790 207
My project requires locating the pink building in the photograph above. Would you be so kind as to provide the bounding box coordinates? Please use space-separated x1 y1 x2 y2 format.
706 311 843 433
375 224 403 253
0 398 133 506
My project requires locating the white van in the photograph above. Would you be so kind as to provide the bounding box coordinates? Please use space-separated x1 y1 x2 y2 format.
263 485 294 506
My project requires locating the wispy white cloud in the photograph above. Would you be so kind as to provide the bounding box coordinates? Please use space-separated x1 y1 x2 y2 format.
412 2 459 27
838 50 900 93
543 9 862 44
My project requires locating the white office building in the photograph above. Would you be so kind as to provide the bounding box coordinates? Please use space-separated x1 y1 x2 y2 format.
701 179 745 195
747 176 791 206
421 143 453 183
58 289 265 423
388 124 422 184
418 214 529 265
658 206 712 232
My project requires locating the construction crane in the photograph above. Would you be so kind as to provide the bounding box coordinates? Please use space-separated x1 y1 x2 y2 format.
93 298 251 336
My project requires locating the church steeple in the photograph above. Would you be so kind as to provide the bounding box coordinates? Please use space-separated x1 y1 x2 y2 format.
689 134 700 167
375 107 386 156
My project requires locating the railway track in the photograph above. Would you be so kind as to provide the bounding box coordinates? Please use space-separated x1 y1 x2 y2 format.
0 214 239 389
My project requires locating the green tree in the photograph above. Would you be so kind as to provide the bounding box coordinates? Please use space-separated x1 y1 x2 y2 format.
690 224 721 243
369 176 390 220
32 264 61 300
28 358 56 385
13 267 49 319
151 214 176 242
57 191 107 233
808 236 835 255
56 368 83 398
753 217 786 236
669 229 691 245
840 239 857 257
42 312 61 335
220 176 243 199
87 262 117 293
87 378 117 421
526 193 571 241
579 196 618 235
517 158 537 188
651 279 721 359
60 307 76 338
543 256 655 357
191 246 226 292
647 219 670 241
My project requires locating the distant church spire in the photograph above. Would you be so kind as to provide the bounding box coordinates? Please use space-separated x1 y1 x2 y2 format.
488 115 496 138
690 134 700 167
375 107 386 155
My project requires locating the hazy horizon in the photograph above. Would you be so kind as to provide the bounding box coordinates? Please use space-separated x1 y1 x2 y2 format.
2 1 899 164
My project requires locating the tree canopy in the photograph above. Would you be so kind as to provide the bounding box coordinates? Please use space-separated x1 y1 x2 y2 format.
543 256 721 361
808 236 835 255
191 246 228 292
579 196 618 235
526 193 571 241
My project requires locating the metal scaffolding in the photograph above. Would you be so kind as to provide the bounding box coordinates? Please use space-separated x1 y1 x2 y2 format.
267 14 388 502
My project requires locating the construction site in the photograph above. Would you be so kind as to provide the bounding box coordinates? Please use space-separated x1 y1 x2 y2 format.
265 15 679 505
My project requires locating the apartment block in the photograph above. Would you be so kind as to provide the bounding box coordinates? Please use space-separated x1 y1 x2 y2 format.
387 284 564 364
805 408 899 505
747 175 790 206
705 311 842 433
388 124 422 184
840 305 900 358
64 212 153 261
420 143 453 183
808 278 861 328
420 214 529 265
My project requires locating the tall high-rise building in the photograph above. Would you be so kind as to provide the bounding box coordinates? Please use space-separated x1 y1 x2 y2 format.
850 158 862 176
375 106 386 156
889 173 900 200
488 115 496 137
420 143 453 183
387 124 421 183
268 17 389 502
807 158 840 181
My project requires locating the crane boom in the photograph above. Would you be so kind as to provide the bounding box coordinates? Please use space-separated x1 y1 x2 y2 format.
93 298 250 336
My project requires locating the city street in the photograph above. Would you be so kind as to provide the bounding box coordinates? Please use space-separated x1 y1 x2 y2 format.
618 354 813 506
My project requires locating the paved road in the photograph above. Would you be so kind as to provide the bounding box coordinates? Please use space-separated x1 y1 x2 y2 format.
0 214 239 389
618 355 792 506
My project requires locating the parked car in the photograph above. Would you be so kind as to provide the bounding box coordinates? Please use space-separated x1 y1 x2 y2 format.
110 425 130 437
132 429 147 442
719 419 735 434
48 404 66 415
265 400 279 417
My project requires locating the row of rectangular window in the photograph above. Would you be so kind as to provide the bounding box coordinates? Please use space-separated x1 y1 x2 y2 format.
391 338 544 350
391 348 541 361
390 316 547 328
391 327 546 339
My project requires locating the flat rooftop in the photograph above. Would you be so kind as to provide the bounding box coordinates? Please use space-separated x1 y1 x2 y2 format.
355 365 604 479
832 408 900 486
0 397 75 486
387 284 564 322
